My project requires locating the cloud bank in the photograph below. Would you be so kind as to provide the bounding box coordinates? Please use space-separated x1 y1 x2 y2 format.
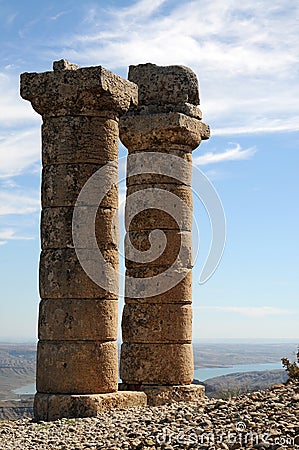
56 0 299 134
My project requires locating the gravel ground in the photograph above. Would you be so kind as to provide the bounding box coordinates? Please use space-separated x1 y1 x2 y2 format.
0 382 298 450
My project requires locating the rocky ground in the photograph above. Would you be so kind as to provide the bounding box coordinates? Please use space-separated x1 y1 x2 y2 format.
0 382 298 450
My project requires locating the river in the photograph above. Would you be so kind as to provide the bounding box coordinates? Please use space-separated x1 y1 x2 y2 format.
194 361 283 381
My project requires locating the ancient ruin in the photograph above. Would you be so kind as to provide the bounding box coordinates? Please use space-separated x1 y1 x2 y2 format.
20 60 146 421
119 64 210 403
20 59 210 419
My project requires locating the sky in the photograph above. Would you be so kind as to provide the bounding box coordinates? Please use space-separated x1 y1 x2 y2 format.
0 0 298 342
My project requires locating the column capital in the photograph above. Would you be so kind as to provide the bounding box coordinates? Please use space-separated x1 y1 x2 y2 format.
120 112 210 151
119 63 210 152
20 60 138 118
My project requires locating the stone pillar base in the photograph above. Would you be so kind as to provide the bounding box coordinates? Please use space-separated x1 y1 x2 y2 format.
34 391 147 421
119 384 205 406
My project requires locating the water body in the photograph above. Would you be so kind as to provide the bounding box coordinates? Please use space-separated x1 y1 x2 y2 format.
194 362 283 381
14 383 36 395
14 362 283 395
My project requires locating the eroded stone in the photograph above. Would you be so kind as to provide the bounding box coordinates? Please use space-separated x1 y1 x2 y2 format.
120 343 194 385
20 63 138 117
42 164 118 208
41 206 119 250
119 62 210 389
36 341 118 394
39 248 118 299
125 267 192 303
122 303 192 343
128 63 200 107
39 299 118 341
120 113 209 151
125 230 193 269
119 383 205 406
34 391 147 421
126 150 192 187
42 117 119 166
53 59 79 71
125 184 193 232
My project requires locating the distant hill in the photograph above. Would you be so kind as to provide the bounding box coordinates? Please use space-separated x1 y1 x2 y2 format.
0 344 36 402
194 369 289 398
0 399 33 421
193 342 297 368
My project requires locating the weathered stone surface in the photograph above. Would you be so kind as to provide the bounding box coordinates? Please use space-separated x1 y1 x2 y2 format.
34 391 147 421
125 184 193 232
36 341 118 394
120 343 194 384
126 183 193 207
42 164 118 208
22 60 138 412
53 59 79 71
126 150 192 187
42 117 119 166
20 62 138 117
128 63 200 107
122 304 192 343
125 267 192 303
126 208 192 233
141 384 205 406
119 383 205 406
41 206 119 249
120 113 209 151
130 102 203 119
119 63 210 389
39 248 118 299
39 299 118 341
125 230 193 269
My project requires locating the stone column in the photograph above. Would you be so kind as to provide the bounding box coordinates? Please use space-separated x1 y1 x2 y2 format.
20 59 146 420
119 64 210 404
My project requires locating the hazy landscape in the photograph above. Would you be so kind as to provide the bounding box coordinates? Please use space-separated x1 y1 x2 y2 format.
0 341 296 420
0 344 36 401
193 341 297 368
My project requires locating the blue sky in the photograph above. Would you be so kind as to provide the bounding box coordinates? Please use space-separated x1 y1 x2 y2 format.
0 0 298 341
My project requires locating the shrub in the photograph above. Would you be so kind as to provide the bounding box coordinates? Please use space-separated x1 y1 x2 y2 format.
281 346 299 381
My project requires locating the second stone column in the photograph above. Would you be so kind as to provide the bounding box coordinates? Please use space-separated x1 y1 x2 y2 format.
119 63 210 404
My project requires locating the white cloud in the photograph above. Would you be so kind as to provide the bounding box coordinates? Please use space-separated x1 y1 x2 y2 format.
0 71 39 126
0 228 34 246
6 13 18 26
59 0 299 134
111 0 167 21
0 70 41 181
0 128 41 178
0 191 40 216
49 11 69 21
197 305 297 318
213 119 299 136
194 143 256 166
